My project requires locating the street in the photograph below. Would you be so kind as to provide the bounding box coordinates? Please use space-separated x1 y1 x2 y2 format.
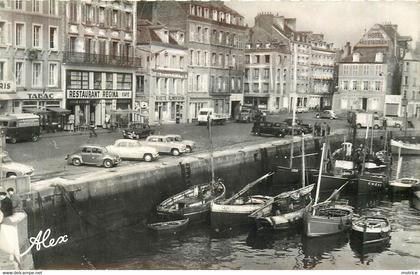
6 111 347 182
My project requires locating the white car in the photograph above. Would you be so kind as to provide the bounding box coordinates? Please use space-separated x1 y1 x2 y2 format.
143 135 188 156
385 117 404 128
296 106 309 113
106 139 159 162
164 135 195 153
0 152 34 178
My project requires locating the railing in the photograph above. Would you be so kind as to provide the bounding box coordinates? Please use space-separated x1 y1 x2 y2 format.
63 51 141 67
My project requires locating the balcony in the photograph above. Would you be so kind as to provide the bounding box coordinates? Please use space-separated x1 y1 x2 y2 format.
63 51 140 68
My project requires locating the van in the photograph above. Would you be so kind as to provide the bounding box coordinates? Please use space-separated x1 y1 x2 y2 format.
0 113 41 143
354 112 383 129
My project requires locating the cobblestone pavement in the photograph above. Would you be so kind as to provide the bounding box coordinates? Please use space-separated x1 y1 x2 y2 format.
6 112 348 182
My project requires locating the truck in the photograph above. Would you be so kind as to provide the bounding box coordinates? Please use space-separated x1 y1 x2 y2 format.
197 108 229 125
353 112 383 129
0 113 41 143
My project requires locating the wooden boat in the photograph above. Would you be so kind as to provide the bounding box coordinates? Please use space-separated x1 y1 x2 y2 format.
356 172 387 194
390 178 419 194
391 139 420 155
210 172 274 231
157 181 225 223
350 216 391 245
411 185 420 210
249 184 314 230
147 218 189 234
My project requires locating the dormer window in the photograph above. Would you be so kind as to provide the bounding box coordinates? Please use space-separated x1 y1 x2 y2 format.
375 52 384 63
212 10 218 21
219 12 224 22
190 5 195 15
353 53 360 62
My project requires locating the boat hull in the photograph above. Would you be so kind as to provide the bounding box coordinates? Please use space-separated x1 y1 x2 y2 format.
351 216 391 245
313 174 356 194
304 211 353 237
412 191 420 210
147 219 189 234
254 202 311 230
350 229 390 245
357 174 387 194
391 139 420 155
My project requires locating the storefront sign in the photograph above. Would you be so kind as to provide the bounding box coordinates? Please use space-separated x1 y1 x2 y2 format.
67 90 132 99
28 91 55 99
0 81 15 92
155 95 185 101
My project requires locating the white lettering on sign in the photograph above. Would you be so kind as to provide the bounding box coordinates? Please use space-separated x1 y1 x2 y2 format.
28 92 54 99
67 90 132 99
20 228 69 257
0 81 15 92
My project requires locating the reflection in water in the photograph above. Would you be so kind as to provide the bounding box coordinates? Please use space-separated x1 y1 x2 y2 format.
350 237 390 265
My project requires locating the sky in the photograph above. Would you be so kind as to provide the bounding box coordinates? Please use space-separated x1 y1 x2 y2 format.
225 0 420 49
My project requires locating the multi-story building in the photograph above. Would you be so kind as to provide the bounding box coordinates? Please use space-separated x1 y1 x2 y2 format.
333 23 412 116
62 0 138 127
243 43 290 112
135 20 188 124
249 13 336 110
137 1 247 121
400 51 420 118
0 0 64 120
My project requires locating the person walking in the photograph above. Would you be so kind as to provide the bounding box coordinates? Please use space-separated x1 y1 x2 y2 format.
326 123 331 135
89 123 98 138
7 188 22 213
321 122 327 136
0 191 13 217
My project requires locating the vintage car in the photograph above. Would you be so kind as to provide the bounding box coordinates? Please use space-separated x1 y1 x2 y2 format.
296 106 309 113
122 123 155 139
283 118 312 134
106 139 159 162
164 135 195 153
0 152 34 178
66 145 121 168
251 122 288 137
143 135 188 156
315 110 337 119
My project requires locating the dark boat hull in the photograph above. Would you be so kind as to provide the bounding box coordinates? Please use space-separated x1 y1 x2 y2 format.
350 229 390 245
304 211 353 237
211 211 253 231
356 174 387 194
313 174 356 194
273 166 317 193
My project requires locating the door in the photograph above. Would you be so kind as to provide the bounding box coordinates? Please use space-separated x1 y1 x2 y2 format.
362 98 368 111
117 141 130 158
81 147 93 163
91 147 103 165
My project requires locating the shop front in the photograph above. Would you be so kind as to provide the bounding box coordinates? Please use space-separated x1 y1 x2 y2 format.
244 96 268 111
189 98 209 122
0 81 17 114
153 95 186 124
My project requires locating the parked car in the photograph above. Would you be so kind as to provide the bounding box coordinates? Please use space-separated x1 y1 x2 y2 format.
106 139 159 162
122 123 154 139
66 145 121 168
143 135 188 156
384 117 404 128
0 152 34 178
315 110 337 120
296 106 309 113
251 122 288 137
283 118 312 134
164 135 195 153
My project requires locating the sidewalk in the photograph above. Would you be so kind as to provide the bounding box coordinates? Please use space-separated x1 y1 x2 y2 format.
40 127 117 139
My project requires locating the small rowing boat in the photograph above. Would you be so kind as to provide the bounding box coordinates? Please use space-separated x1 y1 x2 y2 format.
351 215 391 245
147 218 189 234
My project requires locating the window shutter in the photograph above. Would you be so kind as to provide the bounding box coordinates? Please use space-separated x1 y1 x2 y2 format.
7 22 12 45
81 4 86 23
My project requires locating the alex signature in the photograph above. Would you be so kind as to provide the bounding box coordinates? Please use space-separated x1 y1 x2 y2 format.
21 229 68 257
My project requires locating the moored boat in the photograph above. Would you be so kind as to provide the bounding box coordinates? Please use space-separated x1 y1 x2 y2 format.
249 184 314 230
391 139 420 155
147 218 189 234
350 216 391 245
389 178 420 194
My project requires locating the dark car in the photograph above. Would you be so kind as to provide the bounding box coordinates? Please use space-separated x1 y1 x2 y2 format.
122 123 154 139
283 118 312 134
251 122 288 137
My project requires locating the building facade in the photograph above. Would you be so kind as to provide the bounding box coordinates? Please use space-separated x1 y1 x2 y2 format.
400 51 420 118
62 0 138 127
137 1 247 121
0 0 64 119
136 20 188 124
249 13 337 111
332 23 412 116
244 43 290 112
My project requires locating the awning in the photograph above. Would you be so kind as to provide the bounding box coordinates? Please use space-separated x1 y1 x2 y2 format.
47 107 71 114
110 109 146 116
22 108 50 115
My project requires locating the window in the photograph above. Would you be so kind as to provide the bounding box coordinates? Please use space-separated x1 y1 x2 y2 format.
69 2 77 22
33 25 42 48
15 0 22 10
195 75 201 91
116 73 132 90
106 73 113 89
180 56 184 68
69 36 77 52
256 55 260 64
0 61 5 80
263 69 269 79
232 55 236 67
245 55 250 64
343 81 348 90
253 68 259 79
112 10 118 26
49 27 57 49
404 76 408 85
375 81 381 91
15 23 25 47
263 83 269 93
0 22 6 44
15 62 24 86
99 7 105 24
48 63 58 86
265 55 270 63
352 81 357 90
32 0 40 12
32 63 42 87
67 71 89 89
244 69 249 80
218 54 223 66
363 81 368 91
253 83 258 92
49 0 57 15
94 72 102 89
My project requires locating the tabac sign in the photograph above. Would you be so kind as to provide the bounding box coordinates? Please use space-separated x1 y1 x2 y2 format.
67 90 132 99
0 81 15 92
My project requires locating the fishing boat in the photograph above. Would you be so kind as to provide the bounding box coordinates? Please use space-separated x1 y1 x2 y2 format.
156 115 226 223
147 218 189 235
391 138 420 155
210 172 274 231
350 215 391 245
304 143 353 237
248 184 314 230
389 147 419 194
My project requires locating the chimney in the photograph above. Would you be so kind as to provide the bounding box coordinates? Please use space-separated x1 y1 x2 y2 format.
342 42 351 58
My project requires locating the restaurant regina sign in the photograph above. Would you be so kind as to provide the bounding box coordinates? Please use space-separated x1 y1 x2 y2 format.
67 90 132 99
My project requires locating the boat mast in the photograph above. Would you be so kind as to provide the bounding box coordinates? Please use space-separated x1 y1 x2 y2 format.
208 115 215 186
361 115 370 175
290 98 297 169
301 134 306 188
396 147 402 179
370 114 374 156
314 143 326 213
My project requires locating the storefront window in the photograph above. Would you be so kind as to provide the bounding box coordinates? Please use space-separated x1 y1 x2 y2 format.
67 71 89 89
106 73 113 89
116 73 132 90
94 72 102 89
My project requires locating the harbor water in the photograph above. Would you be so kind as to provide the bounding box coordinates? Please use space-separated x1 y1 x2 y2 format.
34 156 420 270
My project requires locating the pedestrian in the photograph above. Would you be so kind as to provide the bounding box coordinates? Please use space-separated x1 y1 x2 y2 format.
7 188 22 213
321 122 327 136
89 123 98 138
68 114 75 132
105 114 111 130
0 191 13 218
326 123 331 135
314 122 319 136
262 111 267 122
